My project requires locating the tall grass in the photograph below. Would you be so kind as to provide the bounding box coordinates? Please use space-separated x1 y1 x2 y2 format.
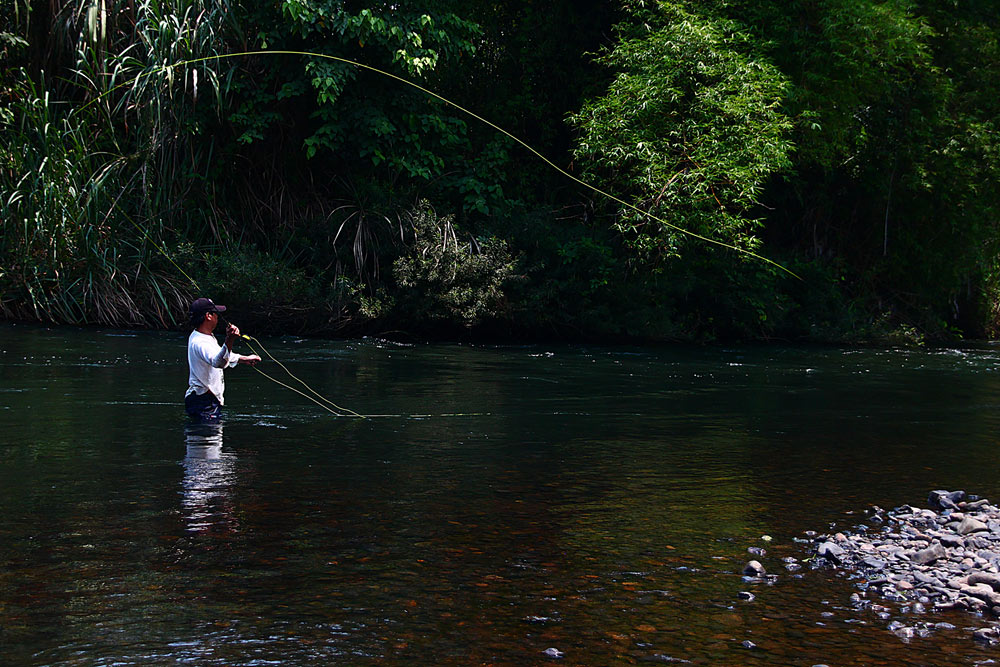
0 0 237 327
1 0 425 332
0 72 191 326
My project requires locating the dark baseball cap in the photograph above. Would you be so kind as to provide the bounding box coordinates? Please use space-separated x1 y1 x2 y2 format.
189 297 227 316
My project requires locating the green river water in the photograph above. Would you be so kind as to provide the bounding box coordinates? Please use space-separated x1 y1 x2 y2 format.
3 323 1000 665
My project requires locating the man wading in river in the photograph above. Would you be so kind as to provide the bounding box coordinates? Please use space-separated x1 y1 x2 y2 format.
185 298 260 421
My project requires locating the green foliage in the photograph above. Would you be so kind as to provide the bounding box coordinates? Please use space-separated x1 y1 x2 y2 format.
235 1 484 186
195 246 327 333
721 0 1000 338
4 0 1000 343
0 71 189 327
570 0 793 262
392 201 516 329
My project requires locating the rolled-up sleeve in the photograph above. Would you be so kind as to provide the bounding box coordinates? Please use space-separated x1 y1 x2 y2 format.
210 343 231 369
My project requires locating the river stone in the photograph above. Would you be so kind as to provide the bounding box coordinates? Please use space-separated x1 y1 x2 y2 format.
893 625 916 639
862 557 887 570
911 544 947 565
818 542 846 563
973 627 999 644
940 534 964 549
967 572 1000 592
737 591 755 601
957 517 989 535
929 490 966 511
967 536 994 550
961 584 1000 606
743 560 766 577
803 490 1000 642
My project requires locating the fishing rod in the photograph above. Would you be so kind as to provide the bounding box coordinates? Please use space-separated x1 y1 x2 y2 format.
80 49 801 280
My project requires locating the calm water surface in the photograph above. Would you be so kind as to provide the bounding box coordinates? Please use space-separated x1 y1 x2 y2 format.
4 323 1000 665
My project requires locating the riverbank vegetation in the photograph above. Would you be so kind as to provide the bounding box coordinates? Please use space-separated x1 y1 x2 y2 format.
3 0 999 342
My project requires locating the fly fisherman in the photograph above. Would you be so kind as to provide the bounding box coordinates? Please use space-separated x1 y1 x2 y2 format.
185 298 261 421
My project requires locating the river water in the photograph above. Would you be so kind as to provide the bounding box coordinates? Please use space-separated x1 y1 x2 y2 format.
3 323 1000 665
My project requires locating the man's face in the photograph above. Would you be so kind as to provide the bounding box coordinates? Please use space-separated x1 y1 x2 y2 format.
205 311 219 331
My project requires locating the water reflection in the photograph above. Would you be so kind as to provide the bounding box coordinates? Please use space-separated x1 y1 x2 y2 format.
182 422 238 534
11 325 1000 665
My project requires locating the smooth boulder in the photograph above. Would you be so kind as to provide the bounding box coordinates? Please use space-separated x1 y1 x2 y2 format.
957 517 989 535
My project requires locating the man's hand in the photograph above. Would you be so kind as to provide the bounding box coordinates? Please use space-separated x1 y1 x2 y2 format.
225 323 240 348
239 354 261 366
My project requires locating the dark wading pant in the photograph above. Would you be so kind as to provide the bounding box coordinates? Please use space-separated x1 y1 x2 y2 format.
185 390 222 422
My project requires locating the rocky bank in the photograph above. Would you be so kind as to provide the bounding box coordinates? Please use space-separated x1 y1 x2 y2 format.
803 489 1000 643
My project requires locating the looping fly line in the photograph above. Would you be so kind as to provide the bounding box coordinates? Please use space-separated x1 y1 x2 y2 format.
81 48 803 417
81 49 801 280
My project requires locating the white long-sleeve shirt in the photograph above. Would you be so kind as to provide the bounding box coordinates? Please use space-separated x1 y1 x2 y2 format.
186 330 242 404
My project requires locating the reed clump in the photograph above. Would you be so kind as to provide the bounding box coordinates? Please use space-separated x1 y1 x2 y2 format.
1 0 232 328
